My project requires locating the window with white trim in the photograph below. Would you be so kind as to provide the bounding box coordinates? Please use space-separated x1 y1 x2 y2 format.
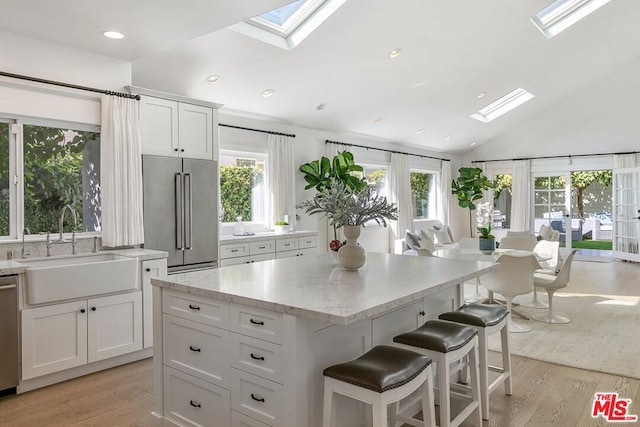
219 150 267 224
410 170 436 219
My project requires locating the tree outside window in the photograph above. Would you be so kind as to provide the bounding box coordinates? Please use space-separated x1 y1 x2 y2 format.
219 153 266 223
411 172 432 218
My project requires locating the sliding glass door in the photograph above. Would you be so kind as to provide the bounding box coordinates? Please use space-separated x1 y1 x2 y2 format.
612 167 640 262
533 173 573 251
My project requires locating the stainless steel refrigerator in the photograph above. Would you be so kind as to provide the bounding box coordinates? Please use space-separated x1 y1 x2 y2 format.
142 155 218 272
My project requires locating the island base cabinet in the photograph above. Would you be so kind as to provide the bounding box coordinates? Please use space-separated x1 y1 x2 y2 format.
232 410 271 427
231 368 282 426
164 366 230 427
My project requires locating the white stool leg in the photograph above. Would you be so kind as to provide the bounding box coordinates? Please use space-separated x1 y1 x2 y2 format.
477 329 489 420
468 342 483 427
323 380 335 427
438 355 451 427
422 368 437 427
371 399 387 427
501 322 513 395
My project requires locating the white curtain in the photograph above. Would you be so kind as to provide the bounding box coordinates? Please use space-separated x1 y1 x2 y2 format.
100 95 144 247
613 154 639 255
510 159 531 232
437 160 452 227
267 134 296 229
324 142 341 242
389 153 413 245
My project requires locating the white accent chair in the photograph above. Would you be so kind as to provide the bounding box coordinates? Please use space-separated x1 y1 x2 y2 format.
505 230 533 237
498 236 537 251
520 240 560 309
479 254 540 333
532 250 577 324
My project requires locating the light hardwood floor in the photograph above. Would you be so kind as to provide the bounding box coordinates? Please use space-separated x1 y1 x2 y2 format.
0 355 638 426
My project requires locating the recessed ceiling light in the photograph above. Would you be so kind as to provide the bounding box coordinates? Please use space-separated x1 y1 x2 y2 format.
262 89 275 98
374 117 383 124
205 75 221 84
389 49 402 59
477 92 487 99
531 0 611 39
417 128 425 134
470 142 477 146
413 82 427 88
102 31 124 39
316 103 327 110
471 87 534 123
444 135 451 141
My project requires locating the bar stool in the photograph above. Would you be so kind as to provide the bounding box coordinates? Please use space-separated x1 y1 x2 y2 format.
393 320 482 427
439 304 511 420
323 345 436 427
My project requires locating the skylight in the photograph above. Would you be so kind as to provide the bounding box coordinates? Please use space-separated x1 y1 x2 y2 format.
470 88 534 123
530 0 611 39
229 0 347 50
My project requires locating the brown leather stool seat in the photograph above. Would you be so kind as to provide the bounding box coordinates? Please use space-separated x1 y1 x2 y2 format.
323 345 432 393
438 303 509 327
393 319 478 353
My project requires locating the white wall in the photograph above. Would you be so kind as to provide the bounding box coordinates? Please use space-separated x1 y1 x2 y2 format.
466 56 640 162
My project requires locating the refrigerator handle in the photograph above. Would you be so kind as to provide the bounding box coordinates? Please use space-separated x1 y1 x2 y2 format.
184 173 193 250
175 173 184 250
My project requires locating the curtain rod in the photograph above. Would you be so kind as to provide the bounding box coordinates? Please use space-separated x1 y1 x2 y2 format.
325 140 451 162
471 150 639 163
0 70 140 100
219 123 295 138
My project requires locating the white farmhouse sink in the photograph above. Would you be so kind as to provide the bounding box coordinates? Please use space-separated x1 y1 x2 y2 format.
20 254 139 304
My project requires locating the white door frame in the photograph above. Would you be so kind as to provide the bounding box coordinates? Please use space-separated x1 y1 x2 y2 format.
531 172 573 252
612 166 640 262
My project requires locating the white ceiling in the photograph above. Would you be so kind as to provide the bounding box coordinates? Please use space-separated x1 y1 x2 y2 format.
2 0 640 154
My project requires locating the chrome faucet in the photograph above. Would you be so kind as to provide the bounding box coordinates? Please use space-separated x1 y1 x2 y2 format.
57 205 77 242
21 227 30 258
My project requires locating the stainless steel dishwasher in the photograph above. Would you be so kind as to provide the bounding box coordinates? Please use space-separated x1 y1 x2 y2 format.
0 275 18 395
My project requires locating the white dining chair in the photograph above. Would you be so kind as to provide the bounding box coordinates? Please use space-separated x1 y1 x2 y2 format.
479 254 540 333
498 236 537 251
520 240 560 309
531 250 577 324
452 237 487 303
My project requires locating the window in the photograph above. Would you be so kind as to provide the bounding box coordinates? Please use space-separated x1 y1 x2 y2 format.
219 151 267 223
410 171 435 219
492 174 512 229
0 119 100 238
353 165 388 198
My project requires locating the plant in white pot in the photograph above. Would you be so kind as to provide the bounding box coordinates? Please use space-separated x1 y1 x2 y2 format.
296 179 398 269
476 202 495 253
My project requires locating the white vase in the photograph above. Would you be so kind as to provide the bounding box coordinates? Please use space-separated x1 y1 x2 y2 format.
337 225 366 270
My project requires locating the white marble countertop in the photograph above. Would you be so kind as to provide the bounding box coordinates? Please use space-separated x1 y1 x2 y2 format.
0 260 29 275
108 247 168 260
152 252 498 325
219 230 317 243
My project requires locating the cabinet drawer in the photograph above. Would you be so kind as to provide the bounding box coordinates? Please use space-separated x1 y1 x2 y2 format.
220 256 251 267
275 250 297 259
221 243 250 259
230 334 284 384
163 289 229 328
164 366 230 427
275 238 297 252
298 236 318 249
163 314 230 388
250 241 275 255
232 410 271 427
230 304 283 344
231 368 282 426
250 253 275 263
298 247 317 257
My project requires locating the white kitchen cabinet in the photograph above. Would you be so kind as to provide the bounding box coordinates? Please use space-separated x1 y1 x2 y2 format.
21 300 88 380
141 96 215 160
371 300 425 346
220 234 318 266
142 258 168 348
21 291 143 380
87 291 143 362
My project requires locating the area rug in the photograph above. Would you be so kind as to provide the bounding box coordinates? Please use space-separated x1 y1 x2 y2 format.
465 260 640 379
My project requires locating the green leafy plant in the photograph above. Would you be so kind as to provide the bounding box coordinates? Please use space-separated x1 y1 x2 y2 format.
274 221 289 225
299 151 366 193
296 179 398 228
452 167 494 236
477 224 493 239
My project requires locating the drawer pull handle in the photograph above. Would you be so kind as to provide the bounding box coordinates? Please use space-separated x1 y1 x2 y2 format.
419 310 426 316
188 304 200 311
258 246 266 249
145 268 151 272
189 345 201 352
250 353 265 361
231 249 239 253
251 394 265 403
190 400 201 408
284 243 291 247
249 318 264 326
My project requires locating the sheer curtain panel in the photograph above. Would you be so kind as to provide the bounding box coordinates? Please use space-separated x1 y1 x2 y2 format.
389 153 413 245
100 95 144 247
268 134 296 229
437 160 452 227
510 160 531 232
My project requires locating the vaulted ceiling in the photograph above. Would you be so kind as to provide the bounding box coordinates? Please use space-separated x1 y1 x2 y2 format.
2 0 640 154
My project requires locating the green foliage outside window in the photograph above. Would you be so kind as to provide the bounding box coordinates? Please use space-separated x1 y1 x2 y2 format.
411 172 431 218
219 165 263 223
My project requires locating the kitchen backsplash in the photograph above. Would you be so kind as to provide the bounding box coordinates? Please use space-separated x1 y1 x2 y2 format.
0 237 104 260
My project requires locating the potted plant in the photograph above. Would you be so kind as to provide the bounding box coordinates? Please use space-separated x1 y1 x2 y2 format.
451 167 494 236
299 151 367 253
477 202 495 253
296 179 398 269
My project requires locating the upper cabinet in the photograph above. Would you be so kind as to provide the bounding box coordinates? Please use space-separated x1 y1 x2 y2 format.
140 95 217 160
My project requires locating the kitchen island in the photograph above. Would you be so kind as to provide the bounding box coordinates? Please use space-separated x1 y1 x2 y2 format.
151 252 497 427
